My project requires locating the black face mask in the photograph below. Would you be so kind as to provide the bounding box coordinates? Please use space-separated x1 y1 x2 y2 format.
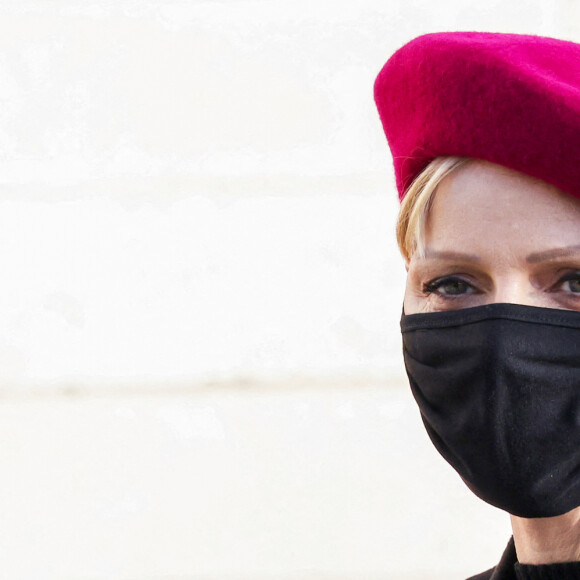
401 302 580 518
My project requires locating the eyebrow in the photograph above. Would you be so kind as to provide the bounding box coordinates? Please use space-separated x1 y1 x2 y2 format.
422 245 580 263
526 244 580 263
422 250 481 262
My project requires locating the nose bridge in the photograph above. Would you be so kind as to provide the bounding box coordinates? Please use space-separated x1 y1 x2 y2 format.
492 272 536 306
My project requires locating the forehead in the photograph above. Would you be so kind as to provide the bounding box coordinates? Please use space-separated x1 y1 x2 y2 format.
425 161 580 253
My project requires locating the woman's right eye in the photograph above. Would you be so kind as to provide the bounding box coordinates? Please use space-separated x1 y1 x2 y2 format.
423 276 476 297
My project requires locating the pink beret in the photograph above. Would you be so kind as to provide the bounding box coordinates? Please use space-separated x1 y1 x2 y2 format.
374 32 580 201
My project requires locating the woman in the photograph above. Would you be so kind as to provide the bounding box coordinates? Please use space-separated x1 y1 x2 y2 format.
374 32 580 579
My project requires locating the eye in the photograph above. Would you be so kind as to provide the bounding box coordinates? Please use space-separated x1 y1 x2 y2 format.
557 272 580 293
423 276 476 297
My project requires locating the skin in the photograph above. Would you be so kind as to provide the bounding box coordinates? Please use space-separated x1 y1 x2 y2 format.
403 159 580 565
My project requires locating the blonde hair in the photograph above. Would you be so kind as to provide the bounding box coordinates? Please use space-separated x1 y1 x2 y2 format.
396 156 471 262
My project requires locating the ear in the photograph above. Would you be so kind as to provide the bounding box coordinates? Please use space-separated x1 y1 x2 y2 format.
405 261 409 272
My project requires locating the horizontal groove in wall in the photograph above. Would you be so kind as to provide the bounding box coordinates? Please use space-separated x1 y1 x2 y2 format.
0 373 408 400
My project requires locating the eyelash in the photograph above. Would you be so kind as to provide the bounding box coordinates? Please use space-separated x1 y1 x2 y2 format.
422 272 580 298
422 276 475 298
557 271 580 293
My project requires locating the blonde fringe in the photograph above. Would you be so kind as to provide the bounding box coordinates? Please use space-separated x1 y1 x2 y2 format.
396 157 470 262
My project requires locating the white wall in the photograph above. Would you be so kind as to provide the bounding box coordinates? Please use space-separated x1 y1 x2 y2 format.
0 1 573 578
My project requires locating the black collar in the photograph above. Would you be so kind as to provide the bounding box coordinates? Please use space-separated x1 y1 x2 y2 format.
490 537 517 580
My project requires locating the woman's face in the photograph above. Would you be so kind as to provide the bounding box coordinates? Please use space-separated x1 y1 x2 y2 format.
404 160 580 314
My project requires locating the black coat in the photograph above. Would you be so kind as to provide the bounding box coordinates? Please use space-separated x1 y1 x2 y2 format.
468 537 580 579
